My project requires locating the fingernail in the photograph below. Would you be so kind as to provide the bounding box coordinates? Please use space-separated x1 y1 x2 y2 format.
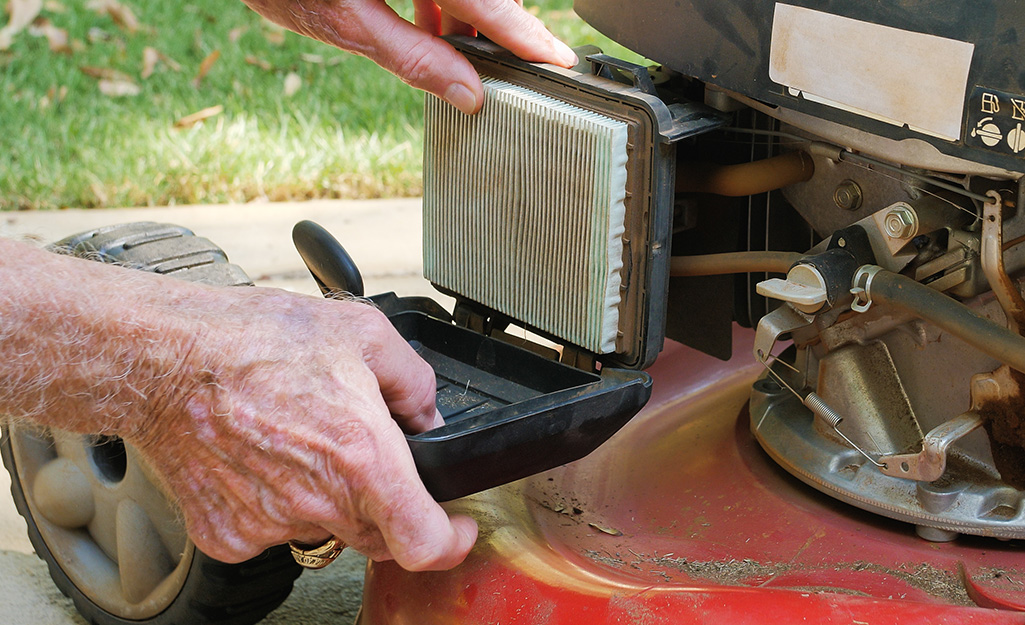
432 409 445 429
554 40 578 67
443 83 479 115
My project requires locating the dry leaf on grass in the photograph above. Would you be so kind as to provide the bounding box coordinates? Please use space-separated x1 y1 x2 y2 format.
228 26 247 42
283 71 301 97
141 46 180 79
80 65 133 82
38 83 67 108
87 26 110 42
174 104 223 129
98 77 140 97
28 17 69 53
262 23 285 45
159 49 179 71
42 0 64 12
244 55 271 71
86 0 139 32
141 46 157 78
0 0 43 50
298 53 341 66
192 49 219 87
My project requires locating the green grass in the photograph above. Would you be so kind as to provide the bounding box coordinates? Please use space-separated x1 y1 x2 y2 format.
0 0 642 210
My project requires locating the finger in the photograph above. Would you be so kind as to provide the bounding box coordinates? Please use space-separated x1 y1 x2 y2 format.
440 12 476 38
362 429 478 570
436 0 577 67
354 307 439 434
347 1 485 114
412 0 442 36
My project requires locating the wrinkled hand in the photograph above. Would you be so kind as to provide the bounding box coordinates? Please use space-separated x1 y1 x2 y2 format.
134 288 476 571
240 0 577 113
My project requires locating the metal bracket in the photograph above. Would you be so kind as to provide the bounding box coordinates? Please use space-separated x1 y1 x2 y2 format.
877 412 983 482
752 304 815 363
877 365 1016 482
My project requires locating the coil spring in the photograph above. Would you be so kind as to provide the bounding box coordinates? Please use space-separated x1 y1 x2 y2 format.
804 392 843 428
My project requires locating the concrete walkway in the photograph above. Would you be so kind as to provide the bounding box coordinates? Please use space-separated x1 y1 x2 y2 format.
0 199 440 624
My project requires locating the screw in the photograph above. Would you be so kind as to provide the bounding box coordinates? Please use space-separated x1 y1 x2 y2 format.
834 180 863 211
884 205 919 239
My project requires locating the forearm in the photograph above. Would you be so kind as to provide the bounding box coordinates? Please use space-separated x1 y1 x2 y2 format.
0 237 214 439
0 237 473 568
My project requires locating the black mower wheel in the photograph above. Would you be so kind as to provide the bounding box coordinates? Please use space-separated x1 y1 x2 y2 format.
0 222 302 625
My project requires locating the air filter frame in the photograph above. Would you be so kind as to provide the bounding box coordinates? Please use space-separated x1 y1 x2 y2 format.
424 37 720 369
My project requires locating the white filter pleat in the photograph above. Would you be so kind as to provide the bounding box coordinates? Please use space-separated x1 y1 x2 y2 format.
424 77 629 354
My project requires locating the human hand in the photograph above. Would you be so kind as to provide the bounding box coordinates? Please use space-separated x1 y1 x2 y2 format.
240 0 578 114
133 288 476 571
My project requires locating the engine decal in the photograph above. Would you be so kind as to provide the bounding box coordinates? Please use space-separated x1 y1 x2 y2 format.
768 3 974 142
966 86 1025 157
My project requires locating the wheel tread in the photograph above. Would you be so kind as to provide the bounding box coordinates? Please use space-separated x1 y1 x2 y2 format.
1 223 299 625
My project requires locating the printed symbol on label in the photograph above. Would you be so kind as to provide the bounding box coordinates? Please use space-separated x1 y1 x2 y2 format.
1012 99 1025 121
982 92 1001 115
1008 123 1025 154
972 117 1004 147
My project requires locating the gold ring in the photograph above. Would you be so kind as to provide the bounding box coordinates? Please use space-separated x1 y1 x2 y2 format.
288 536 346 569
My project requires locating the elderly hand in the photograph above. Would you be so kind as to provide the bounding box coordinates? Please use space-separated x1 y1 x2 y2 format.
0 242 476 571
134 288 477 570
240 0 578 113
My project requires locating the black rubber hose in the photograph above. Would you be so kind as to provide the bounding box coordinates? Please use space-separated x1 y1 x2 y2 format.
867 267 1025 373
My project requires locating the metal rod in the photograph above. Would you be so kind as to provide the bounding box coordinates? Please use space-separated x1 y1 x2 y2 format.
980 189 1025 333
863 267 1025 373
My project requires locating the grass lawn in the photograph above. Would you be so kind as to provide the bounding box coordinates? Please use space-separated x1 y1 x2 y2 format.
1 0 642 210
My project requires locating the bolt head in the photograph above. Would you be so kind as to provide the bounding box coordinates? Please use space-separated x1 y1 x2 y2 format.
834 180 864 211
884 206 918 239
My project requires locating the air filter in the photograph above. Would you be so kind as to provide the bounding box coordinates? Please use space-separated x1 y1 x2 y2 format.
424 77 629 354
421 37 722 368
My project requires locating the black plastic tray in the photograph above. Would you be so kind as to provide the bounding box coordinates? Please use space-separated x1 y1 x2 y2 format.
292 221 653 502
389 308 652 501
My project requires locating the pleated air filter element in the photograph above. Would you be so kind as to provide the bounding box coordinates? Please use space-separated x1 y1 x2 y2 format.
424 77 630 354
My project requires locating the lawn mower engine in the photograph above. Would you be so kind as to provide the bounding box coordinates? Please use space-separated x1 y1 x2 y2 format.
362 2 1025 622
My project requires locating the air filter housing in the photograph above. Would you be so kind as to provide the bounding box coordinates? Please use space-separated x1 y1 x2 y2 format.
423 38 722 368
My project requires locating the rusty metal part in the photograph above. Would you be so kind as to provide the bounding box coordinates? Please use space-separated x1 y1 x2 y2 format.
879 366 1023 483
981 190 1025 333
974 365 1025 489
676 150 814 197
669 251 803 277
877 412 983 482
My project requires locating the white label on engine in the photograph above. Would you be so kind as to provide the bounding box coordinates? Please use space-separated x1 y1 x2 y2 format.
769 3 974 141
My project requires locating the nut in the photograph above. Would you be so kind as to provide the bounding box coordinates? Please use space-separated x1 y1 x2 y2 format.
884 205 918 239
833 180 863 211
